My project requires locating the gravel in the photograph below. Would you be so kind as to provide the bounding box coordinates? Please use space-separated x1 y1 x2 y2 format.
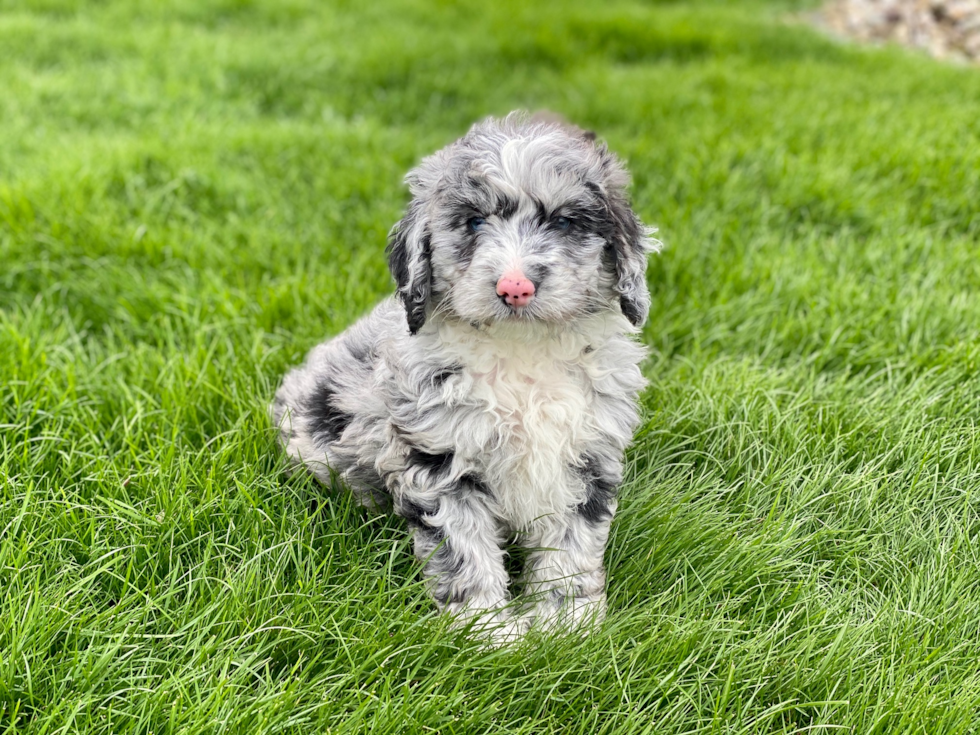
821 0 980 61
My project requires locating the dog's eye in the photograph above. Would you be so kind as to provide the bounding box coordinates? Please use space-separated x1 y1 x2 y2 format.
468 217 486 232
554 216 571 231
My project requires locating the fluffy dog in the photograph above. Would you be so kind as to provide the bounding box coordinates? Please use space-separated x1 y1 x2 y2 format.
272 112 656 640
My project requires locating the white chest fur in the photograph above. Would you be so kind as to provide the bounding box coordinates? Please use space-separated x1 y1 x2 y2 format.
434 318 626 529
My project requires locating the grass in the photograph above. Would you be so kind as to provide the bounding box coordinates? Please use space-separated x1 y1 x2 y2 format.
2 0 980 731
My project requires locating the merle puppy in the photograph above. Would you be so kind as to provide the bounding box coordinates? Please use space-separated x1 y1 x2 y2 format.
272 112 656 640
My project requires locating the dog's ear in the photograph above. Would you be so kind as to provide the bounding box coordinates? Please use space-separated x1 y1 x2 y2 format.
386 197 431 334
386 149 454 334
595 149 656 328
606 190 652 327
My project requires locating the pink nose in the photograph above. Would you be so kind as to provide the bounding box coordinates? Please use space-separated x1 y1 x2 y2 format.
496 270 536 308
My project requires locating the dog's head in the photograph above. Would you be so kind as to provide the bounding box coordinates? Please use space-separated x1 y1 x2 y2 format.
387 112 657 334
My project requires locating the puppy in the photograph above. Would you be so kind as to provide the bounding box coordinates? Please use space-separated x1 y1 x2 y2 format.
272 112 656 640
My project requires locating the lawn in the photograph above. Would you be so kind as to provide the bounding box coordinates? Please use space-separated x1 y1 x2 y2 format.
3 0 980 732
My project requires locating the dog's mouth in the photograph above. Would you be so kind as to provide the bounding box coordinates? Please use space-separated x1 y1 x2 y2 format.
496 295 541 321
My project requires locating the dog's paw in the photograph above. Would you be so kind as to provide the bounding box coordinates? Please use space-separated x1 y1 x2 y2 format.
448 602 530 646
532 593 606 636
482 615 532 647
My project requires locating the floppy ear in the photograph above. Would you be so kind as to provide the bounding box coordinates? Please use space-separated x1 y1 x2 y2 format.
386 197 431 335
606 190 653 327
595 149 655 328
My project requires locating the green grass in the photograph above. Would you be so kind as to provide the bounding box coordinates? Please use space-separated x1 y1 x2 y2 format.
3 0 980 732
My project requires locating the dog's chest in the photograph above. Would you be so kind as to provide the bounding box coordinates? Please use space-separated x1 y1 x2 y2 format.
449 339 600 528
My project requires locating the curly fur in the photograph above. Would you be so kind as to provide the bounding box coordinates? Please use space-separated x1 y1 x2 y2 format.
272 112 658 641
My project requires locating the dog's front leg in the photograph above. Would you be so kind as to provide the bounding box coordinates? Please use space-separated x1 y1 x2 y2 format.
397 478 520 640
522 505 615 632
